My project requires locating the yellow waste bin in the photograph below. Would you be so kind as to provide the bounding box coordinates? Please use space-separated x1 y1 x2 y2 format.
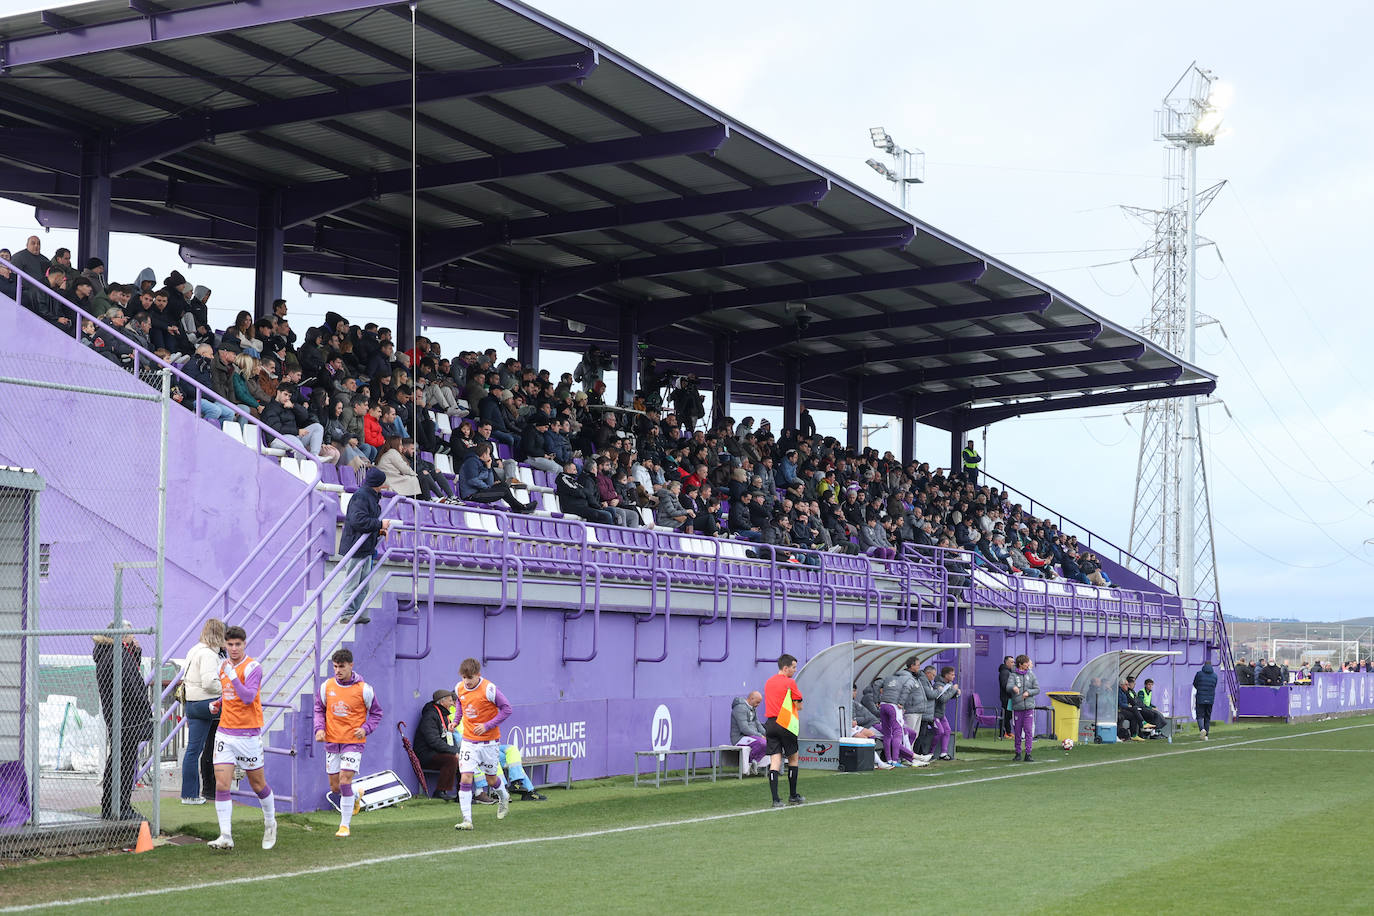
1046 691 1082 742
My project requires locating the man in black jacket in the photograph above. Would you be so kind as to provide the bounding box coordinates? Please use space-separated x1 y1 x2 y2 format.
93 620 155 821
414 689 460 799
998 655 1015 739
556 461 614 525
339 468 390 623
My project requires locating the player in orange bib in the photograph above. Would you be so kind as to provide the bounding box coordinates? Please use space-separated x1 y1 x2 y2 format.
207 625 277 851
312 648 383 838
452 657 513 831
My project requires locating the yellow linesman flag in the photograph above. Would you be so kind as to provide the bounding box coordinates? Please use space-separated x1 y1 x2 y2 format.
777 689 800 735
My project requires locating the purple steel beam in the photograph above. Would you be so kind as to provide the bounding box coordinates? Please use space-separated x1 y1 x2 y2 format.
0 0 403 69
107 50 600 175
915 365 1185 415
179 244 386 280
731 293 1053 362
298 275 516 314
34 204 393 260
961 379 1217 427
281 124 726 227
858 342 1147 401
536 227 915 307
0 169 249 208
419 178 830 269
636 259 987 333
800 324 1102 381
0 131 82 174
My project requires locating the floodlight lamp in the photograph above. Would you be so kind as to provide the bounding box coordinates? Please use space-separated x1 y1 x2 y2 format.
869 126 895 152
866 158 896 181
1195 108 1224 137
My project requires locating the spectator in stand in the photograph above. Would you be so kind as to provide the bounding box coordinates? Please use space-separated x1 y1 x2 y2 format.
1257 658 1283 687
458 442 534 512
655 479 693 531
232 353 266 416
729 491 764 542
259 385 331 462
36 266 76 330
594 456 638 527
1234 658 1254 686
180 343 239 424
519 416 563 474
0 249 15 301
10 237 49 301
556 459 613 524
91 307 133 367
1078 552 1115 588
375 436 422 498
858 513 896 560
730 691 768 776
1022 538 1056 579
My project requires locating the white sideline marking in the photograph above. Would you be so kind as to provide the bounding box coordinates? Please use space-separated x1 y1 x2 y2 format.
1214 747 1374 753
6 722 1371 912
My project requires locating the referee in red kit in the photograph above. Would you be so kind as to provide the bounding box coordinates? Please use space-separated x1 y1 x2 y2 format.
763 654 804 808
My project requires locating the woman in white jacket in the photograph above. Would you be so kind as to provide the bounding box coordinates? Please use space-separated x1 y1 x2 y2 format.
180 618 225 804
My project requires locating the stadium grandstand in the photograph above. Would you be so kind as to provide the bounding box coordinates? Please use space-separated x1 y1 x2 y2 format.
0 0 1237 857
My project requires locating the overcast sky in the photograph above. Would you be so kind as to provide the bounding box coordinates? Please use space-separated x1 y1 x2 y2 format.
3 0 1370 623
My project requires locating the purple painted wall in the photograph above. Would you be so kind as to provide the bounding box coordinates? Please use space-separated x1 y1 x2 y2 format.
0 296 319 654
1239 672 1374 721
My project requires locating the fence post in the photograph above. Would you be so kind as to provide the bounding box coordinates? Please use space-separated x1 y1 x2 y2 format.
152 367 170 839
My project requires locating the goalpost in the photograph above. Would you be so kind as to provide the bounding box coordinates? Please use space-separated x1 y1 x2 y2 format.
1271 639 1361 667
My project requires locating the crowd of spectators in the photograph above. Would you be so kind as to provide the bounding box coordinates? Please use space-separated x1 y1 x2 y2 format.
1235 657 1373 686
5 238 1123 590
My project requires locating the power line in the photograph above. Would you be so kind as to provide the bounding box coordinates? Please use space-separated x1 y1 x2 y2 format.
1214 245 1372 477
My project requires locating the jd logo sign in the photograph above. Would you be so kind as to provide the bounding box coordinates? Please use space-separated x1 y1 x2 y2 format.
651 704 673 752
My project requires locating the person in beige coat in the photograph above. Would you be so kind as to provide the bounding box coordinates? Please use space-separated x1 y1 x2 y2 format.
180 618 226 803
375 436 422 497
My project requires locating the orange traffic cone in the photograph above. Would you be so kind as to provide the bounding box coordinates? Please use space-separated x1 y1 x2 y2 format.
134 820 154 854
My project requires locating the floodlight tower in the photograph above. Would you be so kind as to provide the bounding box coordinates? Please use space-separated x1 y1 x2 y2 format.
1125 63 1229 602
865 127 924 210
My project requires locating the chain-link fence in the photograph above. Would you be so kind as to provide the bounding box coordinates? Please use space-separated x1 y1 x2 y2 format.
0 351 171 858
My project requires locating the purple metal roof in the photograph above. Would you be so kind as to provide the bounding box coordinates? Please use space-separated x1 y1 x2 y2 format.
0 0 1216 424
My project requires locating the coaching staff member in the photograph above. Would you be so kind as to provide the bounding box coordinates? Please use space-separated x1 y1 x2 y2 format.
764 654 805 808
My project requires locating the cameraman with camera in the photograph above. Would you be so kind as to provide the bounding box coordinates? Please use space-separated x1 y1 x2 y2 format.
574 344 613 393
670 372 705 432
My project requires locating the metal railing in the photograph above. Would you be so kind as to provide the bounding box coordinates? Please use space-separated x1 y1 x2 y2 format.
979 469 1179 594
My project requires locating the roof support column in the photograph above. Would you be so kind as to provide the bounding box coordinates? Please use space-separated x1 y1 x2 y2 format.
396 261 421 349
846 378 863 452
949 416 965 483
517 278 540 372
252 190 284 319
782 357 801 433
617 306 639 409
76 137 111 272
900 395 917 466
711 334 733 426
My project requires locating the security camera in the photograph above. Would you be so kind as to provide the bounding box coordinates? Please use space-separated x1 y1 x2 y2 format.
796 313 812 332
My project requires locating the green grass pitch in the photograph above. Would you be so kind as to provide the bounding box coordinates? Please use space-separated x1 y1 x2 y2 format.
4 717 1374 914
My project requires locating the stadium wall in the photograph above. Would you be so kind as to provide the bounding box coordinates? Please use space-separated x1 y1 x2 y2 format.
0 296 325 655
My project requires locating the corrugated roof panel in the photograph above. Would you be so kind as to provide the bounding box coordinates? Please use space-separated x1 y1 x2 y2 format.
14 64 172 122
477 85 641 144
415 96 565 152
261 120 406 174
570 64 713 133
0 0 218 41
423 0 587 63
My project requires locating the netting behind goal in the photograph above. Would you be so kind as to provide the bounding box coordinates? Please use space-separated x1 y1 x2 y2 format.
1271 639 1361 667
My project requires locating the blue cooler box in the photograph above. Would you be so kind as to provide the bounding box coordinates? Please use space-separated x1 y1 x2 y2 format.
1096 722 1118 744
